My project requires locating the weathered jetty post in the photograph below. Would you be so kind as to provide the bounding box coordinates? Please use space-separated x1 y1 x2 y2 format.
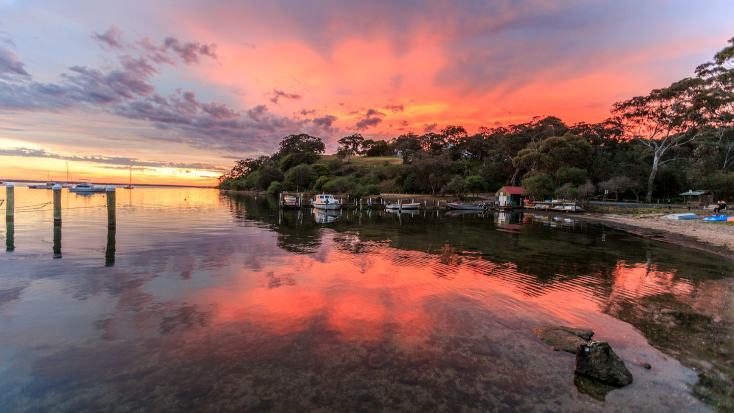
5 221 13 251
105 227 116 267
6 183 14 223
106 186 116 228
53 184 62 226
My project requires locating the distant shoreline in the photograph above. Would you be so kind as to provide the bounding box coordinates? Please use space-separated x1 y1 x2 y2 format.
0 179 215 189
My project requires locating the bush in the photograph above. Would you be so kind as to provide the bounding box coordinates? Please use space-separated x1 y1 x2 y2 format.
257 167 284 190
311 163 330 177
323 176 356 194
267 181 284 194
314 175 331 191
326 159 342 173
402 175 418 193
349 184 381 198
522 173 555 200
555 167 588 186
278 152 319 171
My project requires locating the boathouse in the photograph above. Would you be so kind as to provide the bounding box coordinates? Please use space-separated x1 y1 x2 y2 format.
496 186 524 208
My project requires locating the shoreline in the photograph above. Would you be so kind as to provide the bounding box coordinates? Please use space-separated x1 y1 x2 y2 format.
575 212 734 262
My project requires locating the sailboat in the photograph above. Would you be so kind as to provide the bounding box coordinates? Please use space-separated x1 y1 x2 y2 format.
61 162 74 188
123 168 134 189
29 171 57 189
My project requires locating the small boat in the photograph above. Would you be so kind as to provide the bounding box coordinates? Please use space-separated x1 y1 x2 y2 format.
28 182 58 189
663 213 698 220
728 217 734 222
703 215 730 222
446 202 486 211
385 202 420 210
69 182 108 193
313 194 341 210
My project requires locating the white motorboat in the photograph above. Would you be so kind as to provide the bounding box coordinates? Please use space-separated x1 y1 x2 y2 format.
385 202 420 210
446 202 486 211
28 182 58 189
313 194 341 210
69 182 108 193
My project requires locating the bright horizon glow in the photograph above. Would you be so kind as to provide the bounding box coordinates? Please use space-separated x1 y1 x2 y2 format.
0 0 732 186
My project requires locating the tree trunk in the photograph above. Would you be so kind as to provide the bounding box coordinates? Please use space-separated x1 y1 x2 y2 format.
645 155 660 203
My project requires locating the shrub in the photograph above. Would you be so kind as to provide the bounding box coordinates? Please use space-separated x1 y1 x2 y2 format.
267 181 284 194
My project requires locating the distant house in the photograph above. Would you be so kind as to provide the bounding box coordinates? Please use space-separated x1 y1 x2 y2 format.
679 189 713 206
496 186 524 207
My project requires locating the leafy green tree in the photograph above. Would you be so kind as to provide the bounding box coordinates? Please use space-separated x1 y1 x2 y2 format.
363 139 392 156
555 167 588 186
278 152 319 171
337 134 365 163
285 164 314 191
463 175 487 197
314 175 331 191
522 173 555 200
402 175 418 193
267 181 284 194
392 132 422 163
445 175 466 198
276 134 325 158
257 167 284 190
311 164 330 177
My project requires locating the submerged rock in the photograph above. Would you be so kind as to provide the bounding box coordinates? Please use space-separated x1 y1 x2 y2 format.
575 341 633 387
533 326 594 354
636 361 652 369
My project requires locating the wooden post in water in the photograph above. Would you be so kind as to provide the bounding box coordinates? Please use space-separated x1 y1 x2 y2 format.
53 184 62 227
106 186 116 228
5 183 13 223
53 225 62 258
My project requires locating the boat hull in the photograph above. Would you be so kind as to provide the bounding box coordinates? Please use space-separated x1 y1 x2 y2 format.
446 203 486 211
313 203 340 210
385 203 420 210
69 188 107 193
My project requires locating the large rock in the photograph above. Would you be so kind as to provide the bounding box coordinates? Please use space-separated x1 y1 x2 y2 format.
575 341 633 387
533 326 594 354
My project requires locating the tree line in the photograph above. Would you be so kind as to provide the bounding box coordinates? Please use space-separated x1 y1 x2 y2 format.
219 37 734 202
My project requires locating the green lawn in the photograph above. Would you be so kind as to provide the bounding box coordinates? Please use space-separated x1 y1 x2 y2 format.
319 155 402 166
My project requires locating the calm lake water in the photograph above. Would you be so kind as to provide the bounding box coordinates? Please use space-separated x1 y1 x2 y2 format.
1 186 733 412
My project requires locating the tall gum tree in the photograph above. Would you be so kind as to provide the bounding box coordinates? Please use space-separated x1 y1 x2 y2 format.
613 37 734 202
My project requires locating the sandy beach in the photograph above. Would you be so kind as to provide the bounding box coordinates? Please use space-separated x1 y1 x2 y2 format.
579 213 734 261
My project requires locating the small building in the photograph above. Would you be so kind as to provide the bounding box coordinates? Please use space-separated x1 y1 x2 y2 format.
496 186 524 208
679 189 713 206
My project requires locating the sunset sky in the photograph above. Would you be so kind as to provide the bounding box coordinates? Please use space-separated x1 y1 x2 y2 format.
0 0 732 186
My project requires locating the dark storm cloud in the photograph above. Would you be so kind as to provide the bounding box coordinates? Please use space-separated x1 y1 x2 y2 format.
355 117 382 130
269 89 302 103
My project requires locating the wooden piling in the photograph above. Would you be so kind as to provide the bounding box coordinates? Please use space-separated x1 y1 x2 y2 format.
5 183 13 223
5 222 13 251
53 225 62 258
106 186 116 228
53 184 62 226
